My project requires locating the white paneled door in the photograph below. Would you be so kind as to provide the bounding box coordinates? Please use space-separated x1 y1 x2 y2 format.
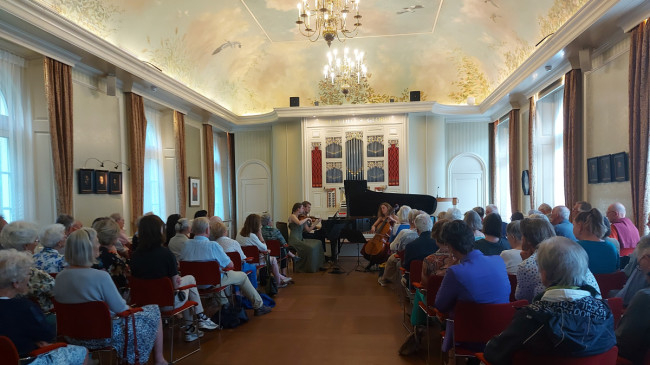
448 153 486 213
237 160 271 234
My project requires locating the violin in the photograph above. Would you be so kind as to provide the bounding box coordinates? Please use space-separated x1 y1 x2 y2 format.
298 214 320 227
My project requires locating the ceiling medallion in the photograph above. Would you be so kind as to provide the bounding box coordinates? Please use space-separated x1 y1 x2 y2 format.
323 48 367 96
296 0 362 47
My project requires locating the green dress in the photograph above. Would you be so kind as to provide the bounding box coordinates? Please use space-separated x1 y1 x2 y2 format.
288 220 325 273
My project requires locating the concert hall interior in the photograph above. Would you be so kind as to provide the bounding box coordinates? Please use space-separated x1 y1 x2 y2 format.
1 0 650 364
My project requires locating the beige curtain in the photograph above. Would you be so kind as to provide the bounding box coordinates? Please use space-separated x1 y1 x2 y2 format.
629 20 650 233
488 121 497 203
528 97 536 209
508 109 520 214
227 132 236 233
563 69 583 209
203 124 215 217
126 93 147 233
44 58 74 217
173 111 187 217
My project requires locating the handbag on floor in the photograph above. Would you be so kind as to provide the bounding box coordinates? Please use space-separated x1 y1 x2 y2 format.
212 295 248 329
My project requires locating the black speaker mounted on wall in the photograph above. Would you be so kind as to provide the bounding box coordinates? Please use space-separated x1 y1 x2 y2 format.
289 97 300 107
409 91 421 102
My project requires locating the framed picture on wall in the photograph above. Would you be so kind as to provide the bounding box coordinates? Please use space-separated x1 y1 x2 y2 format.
95 170 108 194
78 169 95 194
108 172 122 194
587 158 599 184
612 152 629 182
189 177 200 206
598 155 613 183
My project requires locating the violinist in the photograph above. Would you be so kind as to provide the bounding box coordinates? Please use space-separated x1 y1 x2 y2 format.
370 202 398 233
288 203 326 273
301 201 327 253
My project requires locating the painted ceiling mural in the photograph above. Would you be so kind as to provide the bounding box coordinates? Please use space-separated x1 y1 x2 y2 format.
35 0 588 115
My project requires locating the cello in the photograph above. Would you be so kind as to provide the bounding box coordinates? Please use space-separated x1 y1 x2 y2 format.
361 205 396 266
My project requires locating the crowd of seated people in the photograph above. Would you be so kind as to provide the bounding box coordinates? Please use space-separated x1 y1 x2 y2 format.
388 201 649 364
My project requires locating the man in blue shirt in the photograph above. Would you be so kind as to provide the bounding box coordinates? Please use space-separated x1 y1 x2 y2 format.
435 220 510 314
550 205 577 241
181 217 271 316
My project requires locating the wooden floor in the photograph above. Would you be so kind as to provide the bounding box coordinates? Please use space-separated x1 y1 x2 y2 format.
165 257 435 365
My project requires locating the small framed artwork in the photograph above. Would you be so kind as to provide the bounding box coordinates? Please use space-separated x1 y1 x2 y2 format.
189 177 200 207
95 170 108 194
78 169 95 194
612 152 629 182
598 155 613 183
587 157 599 184
521 170 530 195
108 171 122 194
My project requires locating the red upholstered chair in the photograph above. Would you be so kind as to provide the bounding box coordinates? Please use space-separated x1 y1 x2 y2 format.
594 271 627 299
226 252 254 276
267 239 290 273
606 297 624 329
178 260 229 300
450 300 528 359
507 274 518 302
477 347 619 365
0 335 69 365
417 274 445 362
241 246 266 269
129 276 200 363
401 260 423 327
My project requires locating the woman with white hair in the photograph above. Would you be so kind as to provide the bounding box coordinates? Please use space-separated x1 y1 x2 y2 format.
0 249 88 364
54 228 168 365
168 217 190 261
0 221 55 312
391 205 412 240
464 209 484 240
485 237 616 363
33 223 67 274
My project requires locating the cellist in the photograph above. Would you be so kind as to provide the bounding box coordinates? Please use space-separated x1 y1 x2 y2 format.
370 202 398 233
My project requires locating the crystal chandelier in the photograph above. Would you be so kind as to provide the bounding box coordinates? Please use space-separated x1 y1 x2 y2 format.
296 0 362 47
323 48 367 95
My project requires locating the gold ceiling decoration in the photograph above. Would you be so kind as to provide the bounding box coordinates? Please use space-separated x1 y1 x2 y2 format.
323 47 367 96
296 0 362 47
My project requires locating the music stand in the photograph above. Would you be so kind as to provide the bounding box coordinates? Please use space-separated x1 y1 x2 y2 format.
340 229 367 273
325 222 347 274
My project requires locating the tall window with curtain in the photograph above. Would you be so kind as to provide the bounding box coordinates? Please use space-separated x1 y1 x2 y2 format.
143 106 166 218
0 51 33 222
495 118 511 220
213 131 229 219
534 83 565 207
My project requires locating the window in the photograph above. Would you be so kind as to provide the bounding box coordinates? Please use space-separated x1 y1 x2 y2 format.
495 118 511 221
213 132 229 219
534 83 565 207
0 50 33 222
143 106 166 218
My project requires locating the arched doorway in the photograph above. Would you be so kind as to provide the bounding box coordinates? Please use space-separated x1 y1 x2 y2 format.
447 153 487 213
237 160 271 233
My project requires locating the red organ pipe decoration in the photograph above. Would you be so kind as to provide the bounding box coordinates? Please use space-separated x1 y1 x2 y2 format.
388 139 399 186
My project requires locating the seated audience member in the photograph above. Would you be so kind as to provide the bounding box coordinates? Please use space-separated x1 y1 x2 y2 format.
510 211 524 221
193 210 208 219
0 221 54 312
402 213 438 275
168 218 190 261
391 205 412 240
574 209 619 274
485 237 616 364
485 204 508 239
237 213 291 287
571 200 592 222
260 213 298 277
500 220 523 274
378 209 420 286
109 213 130 256
473 206 485 220
474 213 510 256
180 217 272 316
602 217 621 254
464 210 485 240
515 217 601 303
212 220 259 288
446 207 463 221
130 215 218 340
164 214 181 247
615 248 648 306
54 228 168 365
33 223 67 274
55 214 75 236
606 202 641 250
550 205 577 241
434 220 510 314
411 219 458 326
92 218 129 295
616 235 650 363
0 249 88 364
130 212 153 252
288 203 326 273
537 203 552 218
528 209 543 216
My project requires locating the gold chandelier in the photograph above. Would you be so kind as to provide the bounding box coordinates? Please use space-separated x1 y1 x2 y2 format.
296 0 362 47
323 48 367 95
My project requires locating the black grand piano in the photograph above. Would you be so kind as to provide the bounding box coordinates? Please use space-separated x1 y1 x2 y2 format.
320 180 437 269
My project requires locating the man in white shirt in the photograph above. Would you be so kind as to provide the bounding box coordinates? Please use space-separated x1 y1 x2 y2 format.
180 217 271 316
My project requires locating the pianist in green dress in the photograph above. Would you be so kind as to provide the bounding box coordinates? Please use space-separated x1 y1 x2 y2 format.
288 202 326 273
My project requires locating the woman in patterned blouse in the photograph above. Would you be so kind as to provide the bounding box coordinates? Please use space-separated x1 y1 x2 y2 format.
92 218 130 296
33 223 67 274
420 219 458 288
